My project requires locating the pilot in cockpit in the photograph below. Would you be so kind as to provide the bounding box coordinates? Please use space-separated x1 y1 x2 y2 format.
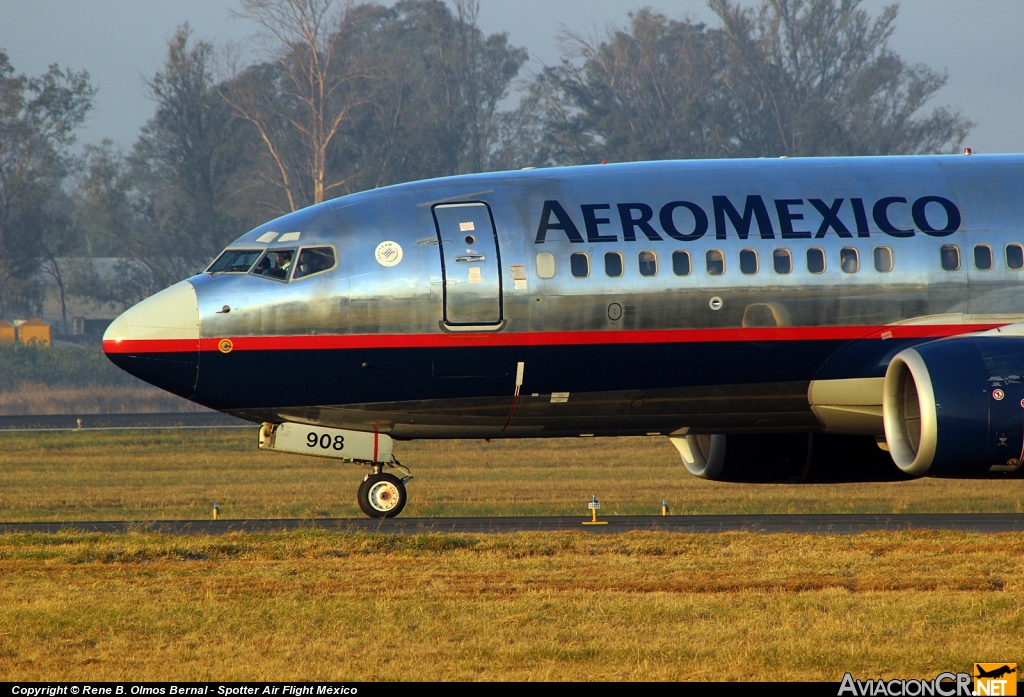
275 250 293 277
254 250 294 279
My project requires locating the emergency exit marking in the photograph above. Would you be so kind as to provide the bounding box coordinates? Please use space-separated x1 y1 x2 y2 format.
459 221 475 231
468 267 482 283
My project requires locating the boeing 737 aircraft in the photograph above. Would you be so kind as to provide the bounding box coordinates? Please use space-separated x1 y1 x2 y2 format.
103 153 1024 517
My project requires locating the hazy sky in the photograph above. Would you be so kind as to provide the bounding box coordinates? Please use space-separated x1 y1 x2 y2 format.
1 0 1022 154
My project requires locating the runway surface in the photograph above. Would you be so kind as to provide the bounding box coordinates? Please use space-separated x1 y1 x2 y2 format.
0 412 252 431
2 513 1023 535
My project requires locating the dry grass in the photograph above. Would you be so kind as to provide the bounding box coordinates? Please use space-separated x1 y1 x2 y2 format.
0 430 1022 520
1 431 1022 681
0 383 205 415
0 529 1020 681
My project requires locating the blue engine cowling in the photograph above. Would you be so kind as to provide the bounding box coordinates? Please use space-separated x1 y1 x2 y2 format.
883 333 1024 477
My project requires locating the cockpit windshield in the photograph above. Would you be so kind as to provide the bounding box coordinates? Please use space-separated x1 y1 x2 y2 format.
294 247 336 279
252 248 297 280
207 249 263 274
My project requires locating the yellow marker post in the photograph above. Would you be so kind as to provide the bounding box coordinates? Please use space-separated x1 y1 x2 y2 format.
212 503 220 520
582 494 608 525
661 500 669 516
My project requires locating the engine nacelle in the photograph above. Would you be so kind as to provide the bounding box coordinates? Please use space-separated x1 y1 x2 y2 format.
671 432 907 483
883 335 1024 477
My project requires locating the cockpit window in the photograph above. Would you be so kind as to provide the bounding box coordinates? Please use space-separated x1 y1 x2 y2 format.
293 247 337 280
252 248 297 280
207 249 263 274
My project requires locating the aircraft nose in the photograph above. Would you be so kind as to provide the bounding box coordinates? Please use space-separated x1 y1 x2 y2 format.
103 281 201 398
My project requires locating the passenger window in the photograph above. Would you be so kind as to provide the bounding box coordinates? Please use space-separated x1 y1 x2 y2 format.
208 249 262 274
293 247 336 280
773 249 792 274
252 248 298 280
974 245 993 270
873 246 893 273
604 252 623 277
807 248 825 274
840 248 859 273
1007 244 1024 270
570 253 590 277
940 244 960 271
638 251 657 277
672 250 691 276
536 252 556 279
739 249 758 274
706 249 725 275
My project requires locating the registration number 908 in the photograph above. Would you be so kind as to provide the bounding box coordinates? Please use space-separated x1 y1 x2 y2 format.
260 422 392 463
307 431 345 451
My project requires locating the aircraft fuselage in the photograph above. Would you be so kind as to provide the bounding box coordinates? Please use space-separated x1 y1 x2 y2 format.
103 154 1024 443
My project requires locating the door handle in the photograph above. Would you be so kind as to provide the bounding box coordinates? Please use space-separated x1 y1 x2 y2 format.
454 254 485 263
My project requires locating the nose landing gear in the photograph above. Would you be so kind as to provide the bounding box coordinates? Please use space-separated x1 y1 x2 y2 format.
259 423 411 518
357 463 412 518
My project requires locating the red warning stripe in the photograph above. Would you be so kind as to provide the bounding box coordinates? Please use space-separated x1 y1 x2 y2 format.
102 323 1004 355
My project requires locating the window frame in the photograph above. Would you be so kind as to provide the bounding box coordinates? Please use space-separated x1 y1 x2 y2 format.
973 244 993 271
1006 243 1024 271
207 248 265 275
570 252 590 278
535 252 556 279
839 247 860 274
940 244 961 272
671 250 691 276
873 246 893 273
706 249 725 276
604 251 624 277
772 248 792 275
739 248 759 275
806 247 826 274
291 245 338 282
638 250 658 277
251 247 299 282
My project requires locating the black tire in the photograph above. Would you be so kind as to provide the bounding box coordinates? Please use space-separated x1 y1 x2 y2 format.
357 472 407 518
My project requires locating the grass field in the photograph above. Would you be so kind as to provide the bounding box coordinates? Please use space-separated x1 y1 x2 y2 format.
1 430 1023 520
1 429 1022 681
0 529 1021 681
0 384 204 415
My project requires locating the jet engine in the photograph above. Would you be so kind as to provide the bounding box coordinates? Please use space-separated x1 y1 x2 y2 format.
671 432 908 483
883 334 1024 477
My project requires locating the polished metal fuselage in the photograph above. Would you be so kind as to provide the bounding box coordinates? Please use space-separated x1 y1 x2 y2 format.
165 155 1024 438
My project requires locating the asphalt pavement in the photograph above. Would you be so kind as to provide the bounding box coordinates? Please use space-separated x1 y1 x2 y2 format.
0 412 252 431
2 513 1022 535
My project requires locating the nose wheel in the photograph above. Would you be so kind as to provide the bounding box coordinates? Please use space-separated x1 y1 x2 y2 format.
357 472 407 518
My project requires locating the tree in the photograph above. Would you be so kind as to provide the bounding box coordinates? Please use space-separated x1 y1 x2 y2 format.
343 0 527 185
221 0 383 211
526 10 730 166
72 28 253 309
520 0 972 165
0 49 94 318
220 0 527 212
70 141 150 309
709 0 973 156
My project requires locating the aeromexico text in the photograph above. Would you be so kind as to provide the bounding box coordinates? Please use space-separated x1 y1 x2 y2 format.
534 196 960 244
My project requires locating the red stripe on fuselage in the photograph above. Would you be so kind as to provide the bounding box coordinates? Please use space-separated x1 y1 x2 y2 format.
103 338 201 354
102 324 1003 355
